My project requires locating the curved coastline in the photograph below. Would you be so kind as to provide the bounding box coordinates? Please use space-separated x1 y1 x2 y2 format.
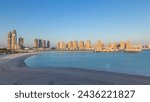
0 53 150 85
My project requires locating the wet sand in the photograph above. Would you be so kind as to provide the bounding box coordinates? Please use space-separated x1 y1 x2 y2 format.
0 53 150 85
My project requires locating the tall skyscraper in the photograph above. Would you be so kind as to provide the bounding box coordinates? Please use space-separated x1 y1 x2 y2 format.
68 41 73 50
96 40 103 49
7 30 17 50
85 40 91 49
126 41 132 49
11 30 17 50
57 42 60 49
59 41 65 49
42 40 46 49
73 41 78 50
47 41 50 48
79 40 84 50
120 41 126 49
18 37 24 48
34 39 38 48
39 39 42 48
7 31 12 50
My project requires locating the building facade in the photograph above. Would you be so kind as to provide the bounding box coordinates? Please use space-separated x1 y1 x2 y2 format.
11 30 17 50
119 41 126 49
59 41 66 49
34 39 38 48
125 41 132 49
57 42 60 49
85 40 91 49
73 41 78 50
7 32 12 50
79 40 84 50
39 39 42 48
7 30 17 50
18 37 24 49
96 40 103 49
68 41 73 50
42 40 46 49
47 41 50 48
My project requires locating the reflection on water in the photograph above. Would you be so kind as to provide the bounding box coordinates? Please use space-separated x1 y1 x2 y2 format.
25 51 150 77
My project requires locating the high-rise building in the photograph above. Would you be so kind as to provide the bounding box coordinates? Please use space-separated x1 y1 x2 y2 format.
42 40 46 49
120 41 126 49
79 40 84 50
57 42 60 49
96 40 103 49
39 39 42 48
59 41 66 49
85 40 91 49
125 41 132 49
68 41 73 50
34 39 38 48
18 37 24 49
73 41 78 50
11 30 17 50
18 37 24 47
7 31 12 50
7 30 17 50
47 41 50 48
148 44 150 48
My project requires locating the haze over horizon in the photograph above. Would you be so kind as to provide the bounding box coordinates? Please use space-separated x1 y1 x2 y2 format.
0 0 150 47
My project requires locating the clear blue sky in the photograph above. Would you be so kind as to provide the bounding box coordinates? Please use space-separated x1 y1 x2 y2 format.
0 0 150 47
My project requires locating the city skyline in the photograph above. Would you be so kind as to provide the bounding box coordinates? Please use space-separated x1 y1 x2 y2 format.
0 0 150 47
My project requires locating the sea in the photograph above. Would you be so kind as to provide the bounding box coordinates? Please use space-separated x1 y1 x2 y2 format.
24 50 150 77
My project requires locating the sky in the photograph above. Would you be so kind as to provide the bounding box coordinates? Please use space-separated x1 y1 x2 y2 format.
0 0 150 47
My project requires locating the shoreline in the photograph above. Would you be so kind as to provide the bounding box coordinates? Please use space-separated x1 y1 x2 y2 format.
0 53 150 85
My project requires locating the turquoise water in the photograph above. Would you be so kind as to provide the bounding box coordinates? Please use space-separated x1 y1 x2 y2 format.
25 51 150 77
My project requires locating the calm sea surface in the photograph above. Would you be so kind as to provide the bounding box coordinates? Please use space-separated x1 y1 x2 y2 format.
25 51 150 77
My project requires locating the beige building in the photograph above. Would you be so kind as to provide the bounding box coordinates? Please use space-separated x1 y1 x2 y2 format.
120 41 126 49
95 40 103 49
73 41 78 50
59 41 63 49
79 40 84 50
125 41 132 49
34 39 38 48
85 40 91 49
148 44 150 48
57 42 60 49
108 43 117 49
68 41 73 50
7 31 12 50
11 30 17 50
7 30 17 50
132 44 142 49
59 41 66 49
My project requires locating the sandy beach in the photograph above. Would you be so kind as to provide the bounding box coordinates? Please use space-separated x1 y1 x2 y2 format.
0 53 150 85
